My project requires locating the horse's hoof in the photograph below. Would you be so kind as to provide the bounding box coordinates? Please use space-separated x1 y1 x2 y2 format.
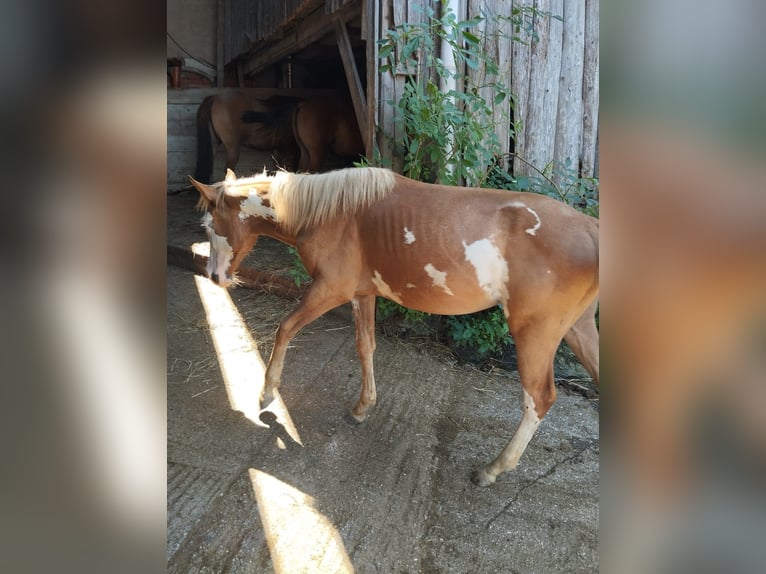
471 468 496 487
343 412 366 426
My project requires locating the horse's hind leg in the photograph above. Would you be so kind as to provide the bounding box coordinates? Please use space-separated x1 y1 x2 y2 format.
261 281 347 408
348 295 377 423
563 298 600 385
472 318 562 487
223 142 241 174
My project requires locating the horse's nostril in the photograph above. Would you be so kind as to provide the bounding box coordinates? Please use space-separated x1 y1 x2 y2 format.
211 272 219 284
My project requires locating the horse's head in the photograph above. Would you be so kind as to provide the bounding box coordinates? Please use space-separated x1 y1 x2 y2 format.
189 170 260 288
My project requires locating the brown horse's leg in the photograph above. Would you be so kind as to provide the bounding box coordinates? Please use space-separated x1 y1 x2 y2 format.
348 295 377 423
293 104 324 172
563 298 600 385
261 281 347 408
223 142 241 174
472 316 563 487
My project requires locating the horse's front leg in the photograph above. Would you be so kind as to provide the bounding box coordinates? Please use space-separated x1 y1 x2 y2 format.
261 281 346 408
348 295 377 423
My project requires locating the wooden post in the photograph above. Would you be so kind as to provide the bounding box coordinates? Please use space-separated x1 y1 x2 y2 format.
365 0 379 161
334 17 369 149
553 0 585 186
524 0 563 175
216 0 225 87
581 0 599 179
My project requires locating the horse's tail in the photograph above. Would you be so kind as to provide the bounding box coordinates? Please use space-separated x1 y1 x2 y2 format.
194 95 216 183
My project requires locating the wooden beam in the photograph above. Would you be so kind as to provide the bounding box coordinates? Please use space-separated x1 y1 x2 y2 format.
216 0 225 87
365 0 379 160
244 2 362 77
334 17 368 147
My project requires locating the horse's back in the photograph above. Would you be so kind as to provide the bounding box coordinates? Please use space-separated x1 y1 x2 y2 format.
350 175 598 315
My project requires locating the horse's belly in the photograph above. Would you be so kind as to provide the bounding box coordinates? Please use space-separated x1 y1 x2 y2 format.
368 266 498 316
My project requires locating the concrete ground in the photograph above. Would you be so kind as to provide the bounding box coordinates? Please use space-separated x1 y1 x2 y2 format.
167 193 599 573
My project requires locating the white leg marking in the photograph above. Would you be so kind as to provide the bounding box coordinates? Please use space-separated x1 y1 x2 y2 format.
462 238 509 301
477 389 542 485
372 270 404 305
502 390 542 468
423 263 454 296
403 227 416 245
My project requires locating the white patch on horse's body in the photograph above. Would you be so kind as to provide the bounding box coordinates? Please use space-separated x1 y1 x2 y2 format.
239 194 277 221
405 283 416 289
506 200 543 236
372 270 403 305
462 238 509 302
202 212 234 285
423 263 454 296
403 227 416 245
523 207 542 235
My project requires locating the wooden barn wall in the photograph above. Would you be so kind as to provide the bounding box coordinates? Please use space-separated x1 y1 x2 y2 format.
375 0 599 181
224 0 321 64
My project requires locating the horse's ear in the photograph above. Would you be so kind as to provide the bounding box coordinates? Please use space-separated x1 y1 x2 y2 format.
188 176 217 204
225 169 237 183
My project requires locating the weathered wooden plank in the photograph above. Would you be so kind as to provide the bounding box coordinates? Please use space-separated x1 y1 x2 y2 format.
334 17 369 139
167 105 199 137
524 0 563 174
169 135 198 153
553 0 585 185
377 0 396 166
467 0 513 172
580 0 599 179
365 0 379 159
511 0 533 176
243 1 362 77
216 0 224 87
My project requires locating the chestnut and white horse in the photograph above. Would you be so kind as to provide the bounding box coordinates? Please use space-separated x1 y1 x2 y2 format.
190 167 599 486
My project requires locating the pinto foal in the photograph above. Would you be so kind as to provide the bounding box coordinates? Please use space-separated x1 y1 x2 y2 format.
191 167 599 486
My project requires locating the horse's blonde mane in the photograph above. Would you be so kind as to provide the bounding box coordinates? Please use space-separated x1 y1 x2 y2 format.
267 167 396 234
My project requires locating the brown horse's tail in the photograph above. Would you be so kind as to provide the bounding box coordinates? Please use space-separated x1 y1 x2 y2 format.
194 96 216 183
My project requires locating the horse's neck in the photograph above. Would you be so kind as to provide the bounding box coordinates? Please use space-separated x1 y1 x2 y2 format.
252 218 297 248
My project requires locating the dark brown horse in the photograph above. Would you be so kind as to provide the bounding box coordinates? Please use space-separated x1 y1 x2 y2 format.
242 97 364 173
194 92 300 184
195 92 364 184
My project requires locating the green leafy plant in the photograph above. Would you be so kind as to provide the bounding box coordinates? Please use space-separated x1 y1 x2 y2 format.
376 299 429 324
446 307 509 357
287 247 310 288
378 1 509 186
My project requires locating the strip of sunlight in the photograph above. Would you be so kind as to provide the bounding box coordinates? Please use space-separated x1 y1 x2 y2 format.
191 241 209 257
249 469 354 574
194 274 302 445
